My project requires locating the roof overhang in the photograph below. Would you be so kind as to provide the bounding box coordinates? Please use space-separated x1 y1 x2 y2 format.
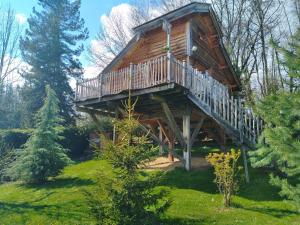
133 3 211 33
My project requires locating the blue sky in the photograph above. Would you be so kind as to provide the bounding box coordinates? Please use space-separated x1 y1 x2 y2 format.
3 0 129 65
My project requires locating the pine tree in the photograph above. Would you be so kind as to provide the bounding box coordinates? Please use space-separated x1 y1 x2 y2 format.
10 85 71 183
20 0 88 127
85 96 170 225
250 28 300 210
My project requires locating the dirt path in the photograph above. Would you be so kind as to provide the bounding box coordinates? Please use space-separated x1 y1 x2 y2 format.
143 156 211 171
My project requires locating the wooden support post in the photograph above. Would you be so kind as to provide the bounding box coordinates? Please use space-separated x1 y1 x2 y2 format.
159 126 164 155
168 131 175 162
242 145 250 183
190 117 205 147
183 105 191 171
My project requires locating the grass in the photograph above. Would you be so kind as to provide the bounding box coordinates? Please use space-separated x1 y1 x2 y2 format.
0 148 299 224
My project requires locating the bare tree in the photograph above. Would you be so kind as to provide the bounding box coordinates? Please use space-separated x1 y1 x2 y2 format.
0 4 22 85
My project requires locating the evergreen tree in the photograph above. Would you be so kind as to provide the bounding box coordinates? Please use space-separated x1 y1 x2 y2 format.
250 28 300 210
20 0 88 127
10 85 71 183
85 97 170 225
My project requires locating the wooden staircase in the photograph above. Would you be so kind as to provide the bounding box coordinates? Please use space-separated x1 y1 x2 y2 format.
185 64 263 146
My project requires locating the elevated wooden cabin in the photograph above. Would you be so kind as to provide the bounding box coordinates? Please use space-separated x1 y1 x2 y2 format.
75 3 262 171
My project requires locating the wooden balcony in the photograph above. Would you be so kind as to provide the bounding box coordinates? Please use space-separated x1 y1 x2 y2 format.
75 53 189 101
75 53 263 145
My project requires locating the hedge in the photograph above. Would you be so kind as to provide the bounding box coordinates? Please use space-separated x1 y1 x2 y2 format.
0 127 90 158
0 129 33 149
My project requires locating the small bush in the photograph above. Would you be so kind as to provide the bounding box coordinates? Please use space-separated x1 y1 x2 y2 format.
206 149 241 207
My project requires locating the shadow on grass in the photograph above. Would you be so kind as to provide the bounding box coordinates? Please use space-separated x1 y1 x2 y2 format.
162 217 205 225
0 200 89 222
161 166 284 202
161 167 217 194
23 177 95 190
232 202 299 218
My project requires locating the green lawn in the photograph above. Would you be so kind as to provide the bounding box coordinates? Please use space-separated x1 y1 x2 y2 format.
0 156 299 224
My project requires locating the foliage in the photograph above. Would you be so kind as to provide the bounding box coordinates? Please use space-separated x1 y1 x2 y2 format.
0 126 91 159
250 92 300 210
9 85 71 183
85 97 170 225
0 142 17 182
206 149 241 207
20 0 88 127
250 28 300 210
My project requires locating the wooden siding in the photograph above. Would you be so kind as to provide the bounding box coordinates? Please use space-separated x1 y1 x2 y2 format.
189 14 239 90
114 19 188 70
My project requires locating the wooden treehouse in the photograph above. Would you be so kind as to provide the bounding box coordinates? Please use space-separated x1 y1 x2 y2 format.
75 3 262 172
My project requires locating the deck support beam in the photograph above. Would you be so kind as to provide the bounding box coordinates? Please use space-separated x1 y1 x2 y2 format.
159 126 164 155
241 145 250 183
190 117 205 147
168 131 175 162
183 105 192 171
150 95 186 148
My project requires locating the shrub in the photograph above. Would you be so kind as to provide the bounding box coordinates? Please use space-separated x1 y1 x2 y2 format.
206 149 241 207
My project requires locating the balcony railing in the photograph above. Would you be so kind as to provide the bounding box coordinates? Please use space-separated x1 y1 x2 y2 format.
75 53 187 101
75 53 263 144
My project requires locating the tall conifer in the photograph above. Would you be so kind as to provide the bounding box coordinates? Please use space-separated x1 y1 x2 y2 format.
20 0 88 127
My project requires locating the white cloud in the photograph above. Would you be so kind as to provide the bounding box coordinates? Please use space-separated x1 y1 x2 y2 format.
100 3 134 38
15 13 26 24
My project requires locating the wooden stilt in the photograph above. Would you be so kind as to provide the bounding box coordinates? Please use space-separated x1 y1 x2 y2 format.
242 145 250 183
190 117 205 147
183 106 191 171
159 126 164 155
168 131 175 162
